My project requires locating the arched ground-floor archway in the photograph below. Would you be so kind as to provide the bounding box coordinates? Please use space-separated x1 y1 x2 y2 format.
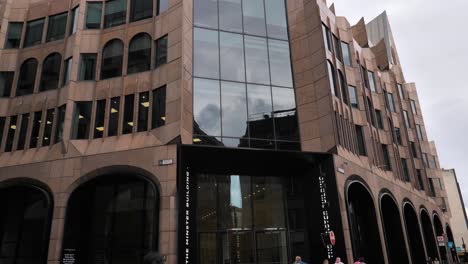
61 173 160 264
403 203 427 264
0 184 52 264
433 214 448 262
380 194 410 264
421 209 440 261
346 182 384 264
446 225 459 262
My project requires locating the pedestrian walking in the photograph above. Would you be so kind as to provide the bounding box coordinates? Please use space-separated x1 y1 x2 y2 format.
433 258 440 264
358 257 366 264
322 259 329 264
293 256 307 264
335 257 344 264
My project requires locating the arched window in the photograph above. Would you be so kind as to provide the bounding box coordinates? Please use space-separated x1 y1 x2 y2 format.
40 53 62 91
16 58 38 96
0 185 52 264
327 60 338 96
62 174 159 263
127 33 152 74
101 39 124 79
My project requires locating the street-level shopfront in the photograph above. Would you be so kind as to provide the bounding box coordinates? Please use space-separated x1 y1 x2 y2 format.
178 145 346 264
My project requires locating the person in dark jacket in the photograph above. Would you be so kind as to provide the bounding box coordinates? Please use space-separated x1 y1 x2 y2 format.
293 256 307 264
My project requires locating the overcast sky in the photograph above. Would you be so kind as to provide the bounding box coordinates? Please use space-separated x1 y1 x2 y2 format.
326 0 468 209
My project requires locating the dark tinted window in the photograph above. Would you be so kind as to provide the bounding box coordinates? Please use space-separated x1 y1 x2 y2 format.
193 78 220 136
123 94 135 134
155 35 168 68
376 110 384 129
243 0 266 36
322 24 331 51
348 85 358 108
269 39 292 87
382 144 391 171
245 35 269 85
341 41 352 66
63 57 72 86
220 32 245 82
24 19 44 47
30 111 42 148
5 116 17 152
46 12 67 42
78 53 97 80
221 81 247 138
194 28 219 79
394 127 402 145
194 0 218 29
128 33 152 74
71 102 92 139
157 0 168 14
17 113 29 150
108 97 120 136
55 105 66 143
42 109 54 146
130 0 153 22
138 92 149 132
265 0 287 39
85 2 102 29
104 0 127 28
152 86 166 129
219 0 242 33
417 170 424 190
410 141 417 158
327 61 338 96
0 72 14 97
273 87 298 141
101 39 123 79
0 117 5 149
40 53 62 91
401 158 410 181
4 22 23 49
94 99 106 138
355 125 366 156
16 58 38 96
333 34 342 61
338 71 347 104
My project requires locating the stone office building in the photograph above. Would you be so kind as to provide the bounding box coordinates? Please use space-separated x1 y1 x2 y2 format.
0 0 457 263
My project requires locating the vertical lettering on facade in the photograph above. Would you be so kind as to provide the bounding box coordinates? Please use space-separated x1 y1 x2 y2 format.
185 167 190 263
319 168 335 259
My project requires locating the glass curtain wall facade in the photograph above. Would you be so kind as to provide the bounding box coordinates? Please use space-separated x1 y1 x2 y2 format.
192 0 299 150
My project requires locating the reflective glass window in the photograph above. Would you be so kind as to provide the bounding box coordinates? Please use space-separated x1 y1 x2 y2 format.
63 57 72 86
397 83 404 99
327 61 338 96
253 176 286 228
243 0 266 36
108 97 120 136
0 72 14 97
40 53 62 91
152 86 166 129
128 33 152 74
138 92 149 132
104 0 127 28
416 125 423 140
387 92 396 112
86 2 102 29
245 36 270 85
193 78 221 136
17 113 29 150
410 100 417 115
24 19 44 47
338 71 348 104
155 35 168 68
55 105 66 143
158 0 168 14
268 39 292 87
70 6 79 34
356 125 366 156
42 109 54 146
341 41 352 66
272 87 298 141
367 71 376 92
349 85 358 108
78 53 97 81
220 32 245 82
423 153 429 168
221 81 247 138
403 110 411 128
265 0 288 40
5 116 17 152
322 24 331 51
394 127 402 145
0 117 4 149
4 22 23 49
123 94 135 134
17 59 38 96
194 28 219 79
130 0 153 22
101 39 123 79
194 0 218 29
219 0 242 33
247 84 273 139
94 99 106 138
71 102 92 139
333 34 342 61
46 12 67 42
30 111 42 148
